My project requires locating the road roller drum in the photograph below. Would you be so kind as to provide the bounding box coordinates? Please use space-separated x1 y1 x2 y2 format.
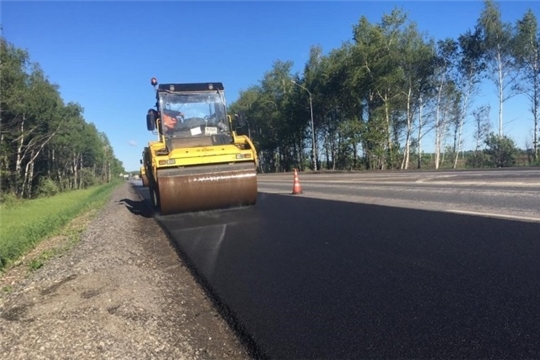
156 163 257 215
141 172 149 187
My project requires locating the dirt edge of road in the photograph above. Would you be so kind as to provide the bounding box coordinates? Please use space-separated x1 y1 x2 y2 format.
134 184 268 360
0 182 253 360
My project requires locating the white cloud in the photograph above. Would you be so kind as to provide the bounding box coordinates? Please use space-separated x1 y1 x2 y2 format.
128 140 137 147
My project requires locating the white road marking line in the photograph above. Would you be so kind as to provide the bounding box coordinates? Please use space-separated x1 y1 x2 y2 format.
446 209 540 223
256 179 540 186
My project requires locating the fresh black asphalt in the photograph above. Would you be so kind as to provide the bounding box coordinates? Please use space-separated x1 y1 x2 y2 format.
152 191 540 359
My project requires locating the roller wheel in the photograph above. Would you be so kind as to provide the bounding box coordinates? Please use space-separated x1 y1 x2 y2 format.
141 174 149 187
156 163 257 215
150 185 161 213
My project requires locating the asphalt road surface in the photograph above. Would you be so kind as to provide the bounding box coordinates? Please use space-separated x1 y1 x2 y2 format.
258 168 540 223
134 169 540 359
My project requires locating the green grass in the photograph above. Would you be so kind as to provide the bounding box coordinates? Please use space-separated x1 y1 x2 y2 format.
0 181 121 271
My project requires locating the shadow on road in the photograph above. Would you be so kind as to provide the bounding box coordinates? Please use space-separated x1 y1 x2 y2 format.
118 198 153 218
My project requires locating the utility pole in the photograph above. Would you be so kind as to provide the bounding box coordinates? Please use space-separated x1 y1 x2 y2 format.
291 80 317 171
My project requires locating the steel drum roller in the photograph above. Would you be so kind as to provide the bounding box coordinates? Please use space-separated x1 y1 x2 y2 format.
141 174 149 187
157 162 257 215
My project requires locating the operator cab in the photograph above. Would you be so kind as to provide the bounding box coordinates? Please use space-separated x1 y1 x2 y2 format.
147 80 233 150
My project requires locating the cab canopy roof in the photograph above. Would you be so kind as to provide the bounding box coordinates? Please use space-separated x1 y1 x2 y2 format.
157 83 224 92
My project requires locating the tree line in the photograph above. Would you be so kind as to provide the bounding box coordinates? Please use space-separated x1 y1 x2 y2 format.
1 35 123 201
229 0 539 172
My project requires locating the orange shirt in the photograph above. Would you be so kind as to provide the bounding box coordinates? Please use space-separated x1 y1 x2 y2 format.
162 113 177 130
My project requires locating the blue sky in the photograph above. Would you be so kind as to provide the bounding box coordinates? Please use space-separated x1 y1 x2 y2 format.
2 1 539 171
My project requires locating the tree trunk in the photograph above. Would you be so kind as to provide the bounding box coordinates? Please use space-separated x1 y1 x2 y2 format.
21 150 34 198
15 115 26 196
452 126 463 169
497 52 504 137
78 153 83 188
324 133 330 170
28 160 35 198
534 71 539 161
434 82 444 170
352 141 358 170
384 97 391 170
451 122 459 169
417 97 423 169
401 87 412 170
453 87 470 169
0 133 8 192
72 153 78 189
331 133 336 170
435 81 444 169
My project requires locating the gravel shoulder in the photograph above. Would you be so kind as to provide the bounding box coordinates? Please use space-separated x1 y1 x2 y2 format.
0 182 250 359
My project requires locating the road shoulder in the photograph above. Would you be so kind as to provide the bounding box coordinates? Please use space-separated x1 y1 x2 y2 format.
0 182 249 359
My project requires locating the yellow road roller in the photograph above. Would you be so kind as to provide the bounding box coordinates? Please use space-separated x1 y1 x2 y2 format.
143 78 258 215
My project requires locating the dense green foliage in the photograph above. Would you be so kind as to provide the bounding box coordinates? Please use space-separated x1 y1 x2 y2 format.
229 0 540 172
0 180 121 271
1 36 124 201
483 133 520 167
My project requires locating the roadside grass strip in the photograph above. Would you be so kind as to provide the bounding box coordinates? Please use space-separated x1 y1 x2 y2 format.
0 181 121 271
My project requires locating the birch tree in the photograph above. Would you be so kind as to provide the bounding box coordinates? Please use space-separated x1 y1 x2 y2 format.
466 104 492 168
452 26 487 168
514 9 540 161
398 23 435 169
432 39 458 169
478 0 519 137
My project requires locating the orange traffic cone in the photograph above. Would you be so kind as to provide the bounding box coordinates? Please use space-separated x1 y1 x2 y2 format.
292 168 303 194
